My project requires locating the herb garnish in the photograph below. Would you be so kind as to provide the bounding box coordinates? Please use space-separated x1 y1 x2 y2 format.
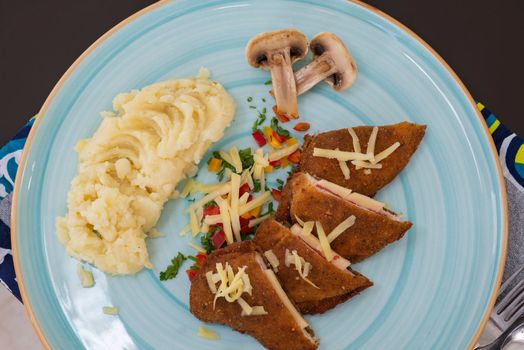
159 253 187 281
264 79 272 85
247 96 253 102
271 117 290 138
252 179 261 192
239 148 254 169
276 179 284 191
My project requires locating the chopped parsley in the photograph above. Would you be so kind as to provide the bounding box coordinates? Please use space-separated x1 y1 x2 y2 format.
249 106 257 109
159 253 187 281
252 109 267 132
270 117 290 138
264 79 272 85
247 96 253 102
260 202 275 217
201 231 215 254
252 179 261 192
262 98 266 103
276 179 285 191
239 148 254 169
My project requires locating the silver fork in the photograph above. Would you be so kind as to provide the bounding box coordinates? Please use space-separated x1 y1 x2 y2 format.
475 265 524 349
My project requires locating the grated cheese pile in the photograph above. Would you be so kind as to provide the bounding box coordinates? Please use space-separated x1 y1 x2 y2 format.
284 249 319 289
206 262 267 316
313 126 401 178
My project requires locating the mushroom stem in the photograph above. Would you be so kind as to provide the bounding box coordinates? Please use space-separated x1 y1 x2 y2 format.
269 49 299 118
295 54 337 96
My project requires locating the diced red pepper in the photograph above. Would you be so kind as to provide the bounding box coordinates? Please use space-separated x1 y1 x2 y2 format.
211 229 226 250
272 188 282 201
247 194 253 202
196 253 207 266
186 269 197 281
269 159 281 168
241 225 252 234
293 122 310 132
272 130 287 143
239 183 250 197
239 216 250 227
287 150 301 164
272 105 290 123
203 204 220 217
252 130 267 147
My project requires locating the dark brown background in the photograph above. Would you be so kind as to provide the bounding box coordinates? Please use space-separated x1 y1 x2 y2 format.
1 0 523 146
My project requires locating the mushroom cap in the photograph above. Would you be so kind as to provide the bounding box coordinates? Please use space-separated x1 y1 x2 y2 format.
246 29 309 69
310 32 357 91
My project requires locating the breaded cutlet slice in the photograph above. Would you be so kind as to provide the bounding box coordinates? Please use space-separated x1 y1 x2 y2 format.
253 218 372 314
189 241 318 350
300 122 426 197
279 172 412 262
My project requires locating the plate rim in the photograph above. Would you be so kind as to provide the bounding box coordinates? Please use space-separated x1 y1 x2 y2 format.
11 1 508 349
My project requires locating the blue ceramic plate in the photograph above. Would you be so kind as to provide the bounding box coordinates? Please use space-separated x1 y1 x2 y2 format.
13 1 507 349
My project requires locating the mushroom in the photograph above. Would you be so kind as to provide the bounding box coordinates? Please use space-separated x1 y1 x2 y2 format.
246 29 308 119
294 32 357 96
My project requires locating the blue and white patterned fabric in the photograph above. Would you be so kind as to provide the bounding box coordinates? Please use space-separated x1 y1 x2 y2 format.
0 117 35 301
0 110 522 303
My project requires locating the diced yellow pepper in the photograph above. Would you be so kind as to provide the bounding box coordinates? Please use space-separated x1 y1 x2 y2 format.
286 137 297 146
263 127 273 139
264 165 274 173
269 136 282 149
208 157 222 172
249 206 262 217
241 212 253 220
280 158 289 168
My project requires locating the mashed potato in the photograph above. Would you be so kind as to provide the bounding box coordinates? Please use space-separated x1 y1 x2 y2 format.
56 69 235 274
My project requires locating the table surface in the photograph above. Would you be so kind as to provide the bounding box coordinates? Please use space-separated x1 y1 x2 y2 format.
0 1 523 350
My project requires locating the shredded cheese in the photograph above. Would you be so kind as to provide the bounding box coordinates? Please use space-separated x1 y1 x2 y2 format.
102 306 119 315
180 178 195 198
215 197 234 244
313 148 372 161
372 141 401 164
185 184 230 213
285 249 319 289
229 146 243 173
294 216 314 236
327 216 356 243
189 242 206 254
347 192 385 212
268 143 300 162
244 170 254 189
248 214 270 228
315 221 334 261
351 160 383 169
200 223 210 234
206 271 217 293
197 326 219 340
190 209 200 237
264 250 280 272
242 305 268 316
239 192 271 216
339 160 351 179
366 126 379 161
77 264 95 288
348 128 361 153
254 149 269 167
237 297 253 315
219 150 235 168
178 224 191 236
204 214 222 225
230 173 241 242
315 179 353 199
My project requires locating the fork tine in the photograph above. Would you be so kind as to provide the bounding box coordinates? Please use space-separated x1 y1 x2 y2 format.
498 265 524 297
505 295 524 323
496 279 524 314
